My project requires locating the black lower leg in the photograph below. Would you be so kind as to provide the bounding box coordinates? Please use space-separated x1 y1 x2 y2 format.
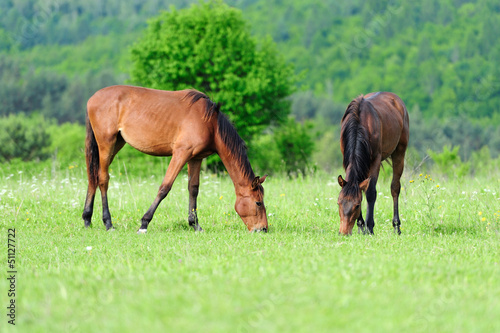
101 195 113 230
357 211 367 234
138 185 171 232
392 202 401 235
393 218 401 235
82 201 94 228
188 211 203 231
188 184 203 231
82 190 96 227
391 180 402 235
365 183 377 234
139 204 157 231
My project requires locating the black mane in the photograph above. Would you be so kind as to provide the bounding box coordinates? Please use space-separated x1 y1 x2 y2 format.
185 90 254 180
217 113 254 179
185 90 220 120
340 96 371 196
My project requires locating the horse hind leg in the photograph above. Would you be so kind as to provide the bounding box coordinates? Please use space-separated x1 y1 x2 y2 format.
97 134 125 230
83 122 100 228
82 185 97 228
391 144 407 235
188 159 203 231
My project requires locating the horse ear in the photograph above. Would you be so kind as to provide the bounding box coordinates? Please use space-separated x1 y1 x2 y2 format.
338 175 346 188
252 176 263 189
359 178 371 192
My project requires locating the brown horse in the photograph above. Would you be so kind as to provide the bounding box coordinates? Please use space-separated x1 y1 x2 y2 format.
82 85 268 233
337 92 409 235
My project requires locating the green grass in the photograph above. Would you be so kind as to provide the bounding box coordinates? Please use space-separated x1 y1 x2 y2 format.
1 165 499 332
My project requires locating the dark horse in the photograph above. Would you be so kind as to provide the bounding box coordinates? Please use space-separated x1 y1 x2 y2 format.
337 92 409 235
82 85 268 233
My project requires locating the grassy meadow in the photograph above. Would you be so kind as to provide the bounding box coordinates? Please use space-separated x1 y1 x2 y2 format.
0 161 499 332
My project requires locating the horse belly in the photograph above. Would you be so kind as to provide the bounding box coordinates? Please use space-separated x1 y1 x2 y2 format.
380 115 404 159
119 126 175 156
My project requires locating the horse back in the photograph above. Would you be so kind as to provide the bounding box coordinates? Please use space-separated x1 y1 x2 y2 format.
362 92 409 159
87 85 216 157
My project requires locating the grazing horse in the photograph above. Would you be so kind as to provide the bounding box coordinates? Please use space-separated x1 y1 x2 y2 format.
82 85 268 233
337 92 409 235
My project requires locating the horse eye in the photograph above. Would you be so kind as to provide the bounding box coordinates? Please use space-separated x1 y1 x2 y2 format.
256 201 262 207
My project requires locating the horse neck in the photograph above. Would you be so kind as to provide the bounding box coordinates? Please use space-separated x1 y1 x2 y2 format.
345 165 361 184
341 111 371 184
214 131 255 195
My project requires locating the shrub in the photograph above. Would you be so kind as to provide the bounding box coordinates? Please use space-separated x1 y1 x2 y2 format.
0 113 52 162
427 145 470 178
274 117 315 176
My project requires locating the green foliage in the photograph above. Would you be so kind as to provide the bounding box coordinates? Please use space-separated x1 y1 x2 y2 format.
247 133 284 175
469 146 500 176
47 122 86 166
130 1 295 142
1 0 500 167
274 117 315 176
427 145 470 178
0 113 52 162
0 49 126 123
311 130 342 173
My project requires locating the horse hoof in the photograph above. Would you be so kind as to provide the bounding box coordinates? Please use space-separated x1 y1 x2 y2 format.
137 229 147 234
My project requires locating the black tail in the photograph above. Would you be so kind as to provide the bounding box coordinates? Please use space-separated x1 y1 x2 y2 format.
85 115 99 188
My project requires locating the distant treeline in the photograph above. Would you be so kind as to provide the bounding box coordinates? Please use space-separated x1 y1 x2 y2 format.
1 0 499 161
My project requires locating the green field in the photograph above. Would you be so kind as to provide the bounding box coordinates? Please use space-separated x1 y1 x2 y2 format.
1 164 499 332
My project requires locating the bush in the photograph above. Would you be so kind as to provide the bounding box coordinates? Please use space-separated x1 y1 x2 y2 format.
274 117 315 176
248 133 284 175
469 146 500 176
427 145 470 178
47 122 86 166
311 128 343 173
0 113 52 162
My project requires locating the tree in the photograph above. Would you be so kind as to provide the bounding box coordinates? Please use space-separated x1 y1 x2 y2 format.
130 0 295 143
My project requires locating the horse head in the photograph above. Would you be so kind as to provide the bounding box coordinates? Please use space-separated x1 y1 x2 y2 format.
235 175 268 232
337 175 370 235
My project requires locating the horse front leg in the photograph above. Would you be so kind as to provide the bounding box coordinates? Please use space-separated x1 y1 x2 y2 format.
138 150 191 234
357 210 367 234
187 159 203 231
364 157 381 235
364 178 378 235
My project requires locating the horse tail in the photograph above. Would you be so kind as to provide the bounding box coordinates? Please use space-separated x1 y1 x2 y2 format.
85 114 99 189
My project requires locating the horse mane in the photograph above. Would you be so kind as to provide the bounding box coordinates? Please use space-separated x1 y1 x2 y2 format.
185 90 220 121
184 90 254 180
340 95 371 196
